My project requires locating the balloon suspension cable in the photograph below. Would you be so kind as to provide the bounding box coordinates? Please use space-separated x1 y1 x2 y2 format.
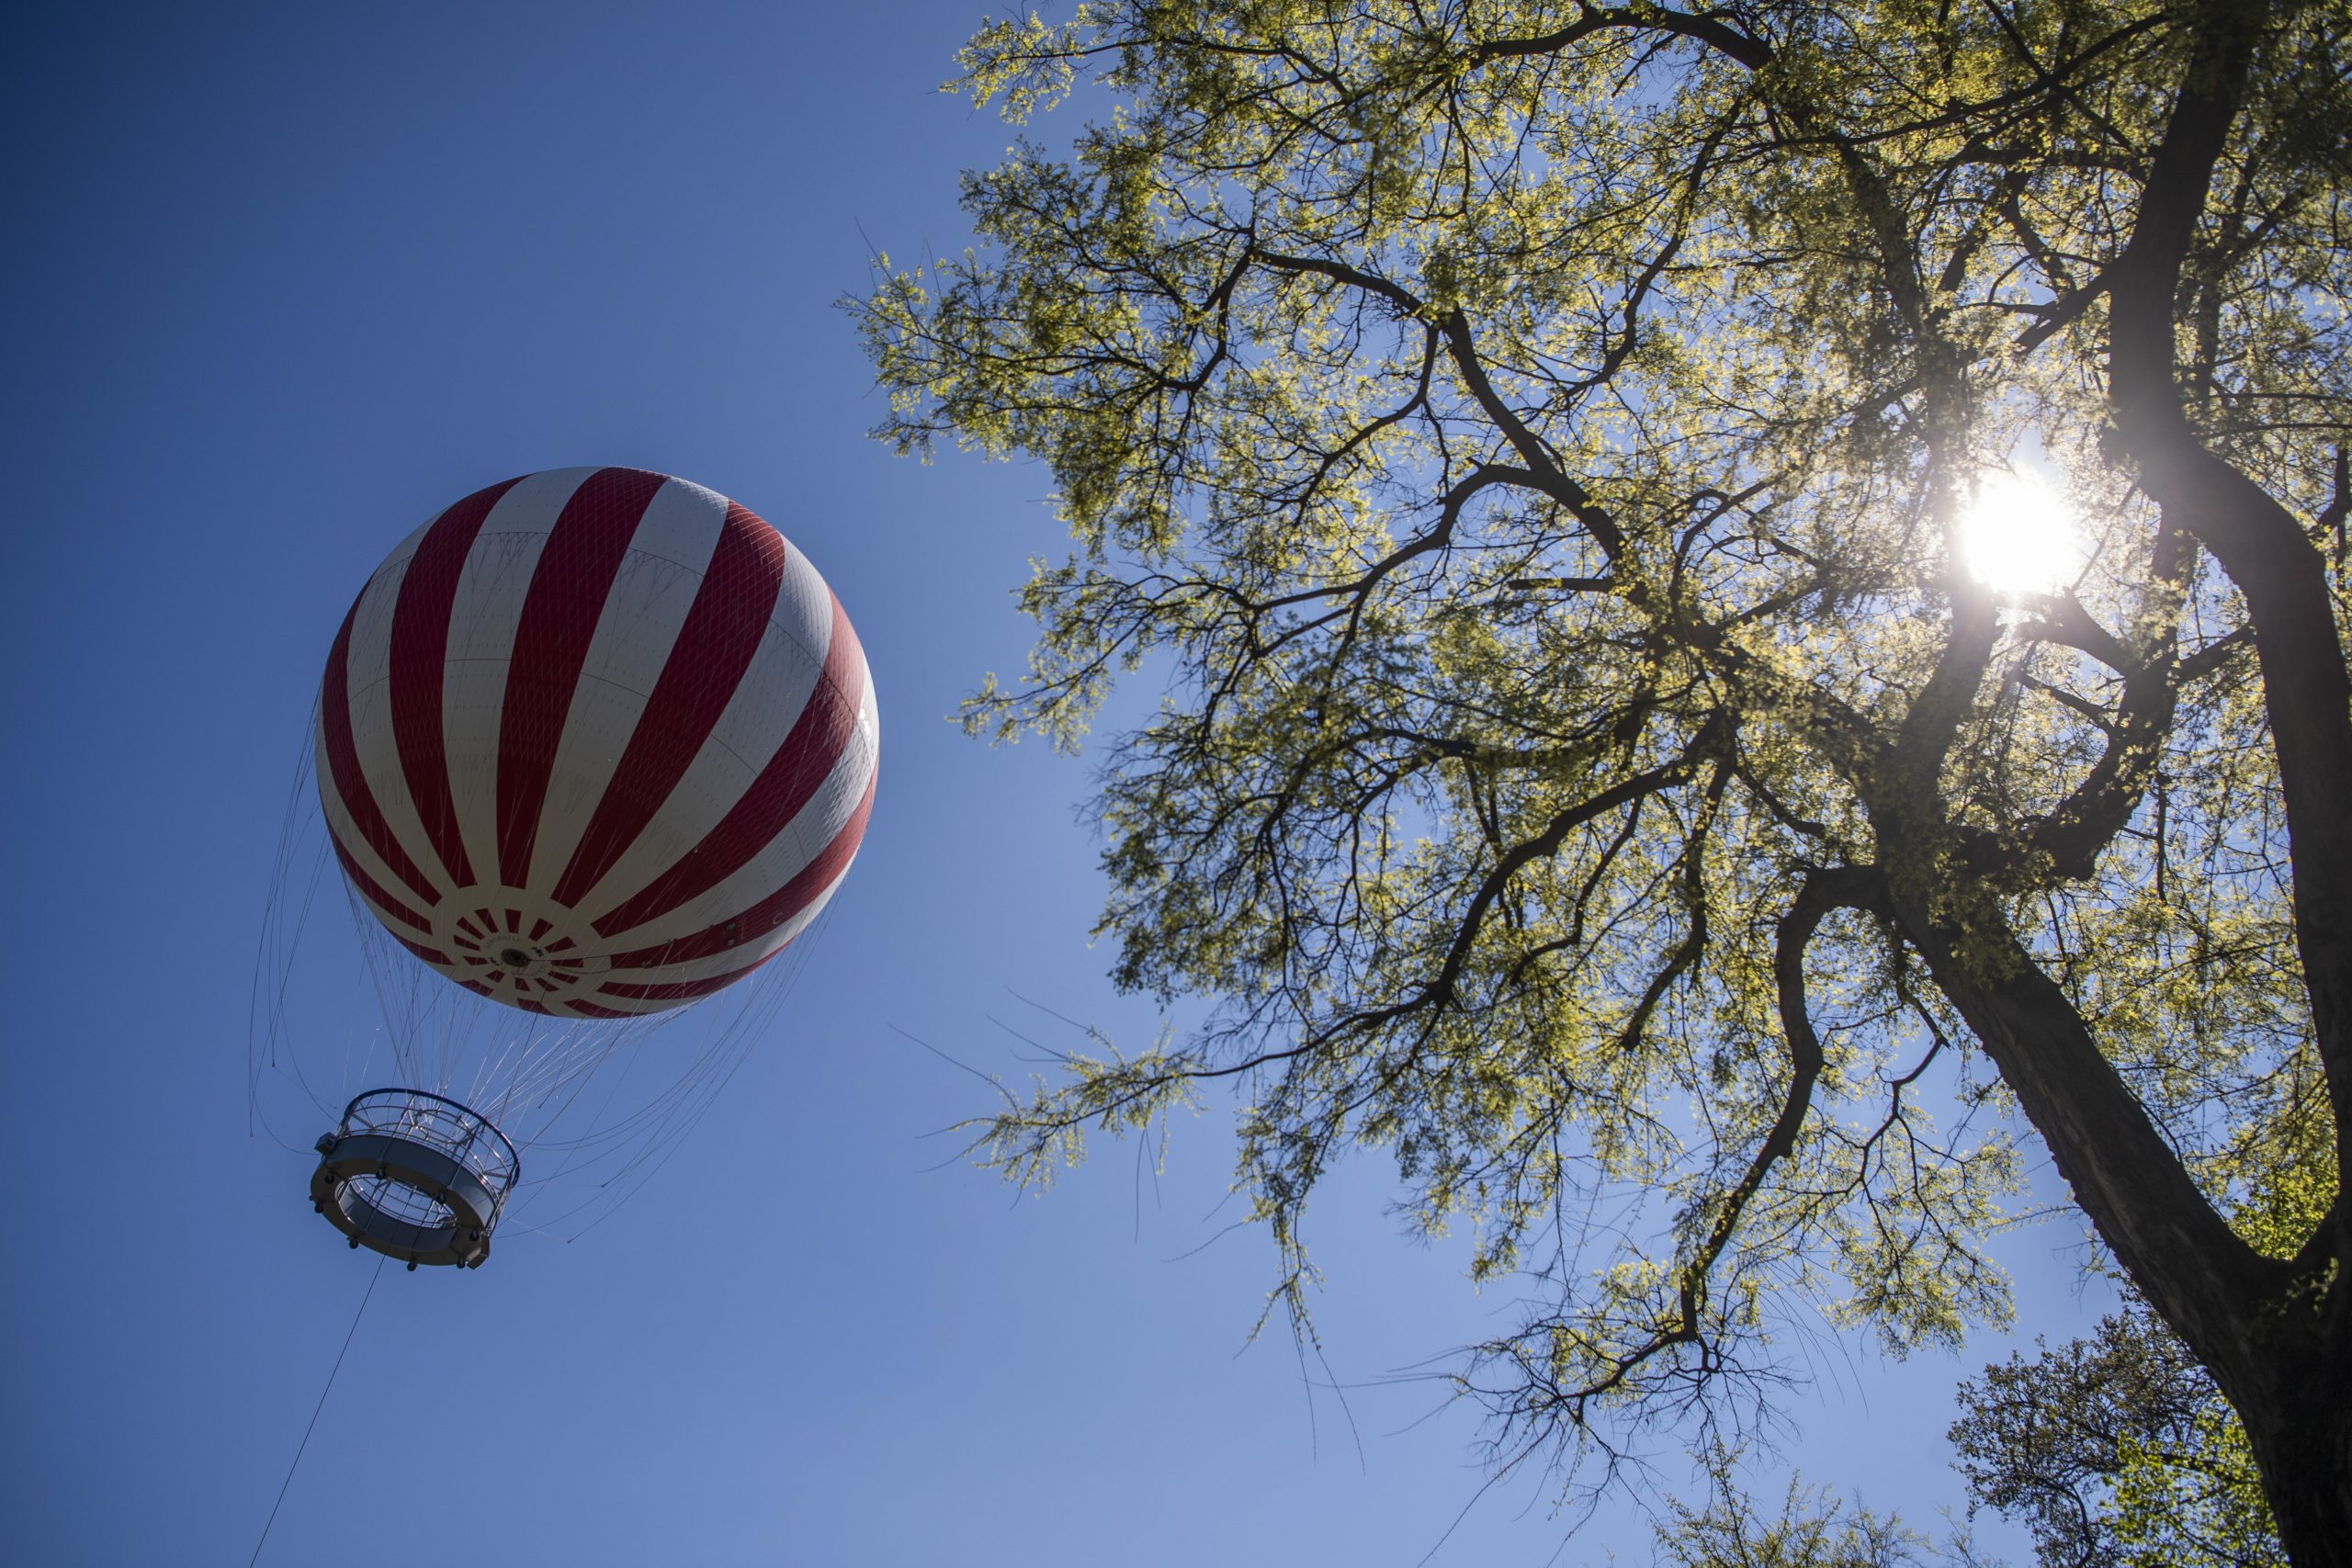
247 1254 385 1568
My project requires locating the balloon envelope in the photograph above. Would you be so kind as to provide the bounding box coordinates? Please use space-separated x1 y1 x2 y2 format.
315 467 878 1017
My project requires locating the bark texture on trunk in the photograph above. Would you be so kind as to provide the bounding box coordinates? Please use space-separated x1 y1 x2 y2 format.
2239 1370 2352 1568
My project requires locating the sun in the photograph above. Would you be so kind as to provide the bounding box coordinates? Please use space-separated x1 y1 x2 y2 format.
1959 471 2082 595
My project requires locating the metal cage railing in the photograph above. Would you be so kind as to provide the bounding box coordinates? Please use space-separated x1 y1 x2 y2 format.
311 1088 520 1269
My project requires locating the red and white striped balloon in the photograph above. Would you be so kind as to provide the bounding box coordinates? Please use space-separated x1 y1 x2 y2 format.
315 467 878 1018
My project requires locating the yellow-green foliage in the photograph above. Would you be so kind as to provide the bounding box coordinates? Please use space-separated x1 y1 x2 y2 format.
854 0 2351 1493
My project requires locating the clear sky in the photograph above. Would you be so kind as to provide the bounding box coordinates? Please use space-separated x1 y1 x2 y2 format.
1 6 2109 1564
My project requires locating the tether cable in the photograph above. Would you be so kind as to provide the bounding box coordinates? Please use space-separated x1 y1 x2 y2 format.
248 1254 386 1567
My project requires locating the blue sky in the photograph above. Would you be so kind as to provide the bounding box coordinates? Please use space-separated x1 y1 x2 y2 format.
2 6 2109 1563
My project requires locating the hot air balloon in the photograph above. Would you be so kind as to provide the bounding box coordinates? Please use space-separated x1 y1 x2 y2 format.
293 467 878 1269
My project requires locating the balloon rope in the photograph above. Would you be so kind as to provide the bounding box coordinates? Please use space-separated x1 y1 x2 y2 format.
247 1255 386 1567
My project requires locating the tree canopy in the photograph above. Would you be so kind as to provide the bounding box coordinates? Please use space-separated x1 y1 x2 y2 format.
854 0 2352 1558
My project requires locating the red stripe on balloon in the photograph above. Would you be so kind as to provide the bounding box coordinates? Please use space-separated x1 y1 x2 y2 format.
325 830 436 934
602 765 874 971
320 598 443 910
548 503 786 911
589 592 866 940
597 950 775 1003
386 476 519 890
495 468 670 889
566 998 636 1019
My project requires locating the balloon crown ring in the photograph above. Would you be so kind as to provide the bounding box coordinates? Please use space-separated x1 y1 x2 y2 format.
311 1089 521 1270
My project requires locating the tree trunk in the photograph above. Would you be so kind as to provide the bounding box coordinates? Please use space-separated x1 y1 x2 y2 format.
2237 1351 2352 1568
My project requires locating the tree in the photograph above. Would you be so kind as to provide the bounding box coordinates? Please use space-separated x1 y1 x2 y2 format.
1951 1305 2282 1568
854 0 2351 1557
